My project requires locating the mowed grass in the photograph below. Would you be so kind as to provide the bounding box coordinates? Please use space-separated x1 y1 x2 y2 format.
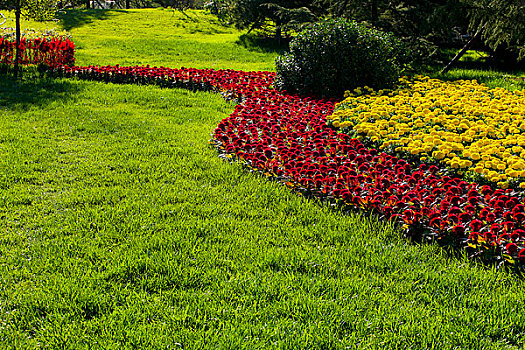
438 68 525 92
2 8 281 71
2 73 525 349
0 8 525 349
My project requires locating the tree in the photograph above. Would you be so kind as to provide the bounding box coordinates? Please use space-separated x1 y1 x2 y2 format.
319 0 468 41
0 0 56 78
317 0 470 66
320 0 383 25
207 0 323 43
462 0 525 62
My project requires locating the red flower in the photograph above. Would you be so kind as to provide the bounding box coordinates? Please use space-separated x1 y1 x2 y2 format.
506 243 518 255
453 224 465 236
514 212 525 223
519 248 525 263
430 217 441 228
498 233 511 245
503 221 515 232
470 219 483 232
512 229 525 240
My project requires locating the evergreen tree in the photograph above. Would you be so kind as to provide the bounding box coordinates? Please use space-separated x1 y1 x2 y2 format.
315 0 470 66
206 0 323 42
463 0 525 61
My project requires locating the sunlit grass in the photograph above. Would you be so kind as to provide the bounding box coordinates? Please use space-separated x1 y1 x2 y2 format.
0 8 524 349
438 68 525 91
2 8 280 70
2 74 525 348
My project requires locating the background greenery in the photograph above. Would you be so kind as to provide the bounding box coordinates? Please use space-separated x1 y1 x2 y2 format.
1 8 525 349
274 19 407 97
208 0 525 69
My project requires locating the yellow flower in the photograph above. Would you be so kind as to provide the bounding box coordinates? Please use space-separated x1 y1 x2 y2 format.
433 151 446 160
474 166 484 174
470 152 481 160
498 181 509 189
460 160 473 168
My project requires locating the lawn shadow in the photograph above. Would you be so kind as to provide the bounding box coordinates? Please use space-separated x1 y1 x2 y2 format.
186 25 234 35
57 9 127 31
437 67 525 90
235 33 289 54
0 70 83 110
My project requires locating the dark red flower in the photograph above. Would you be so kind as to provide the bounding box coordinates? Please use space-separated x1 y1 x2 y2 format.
519 248 525 263
470 219 483 232
453 224 465 236
512 229 525 239
430 217 441 228
506 243 518 255
514 212 525 223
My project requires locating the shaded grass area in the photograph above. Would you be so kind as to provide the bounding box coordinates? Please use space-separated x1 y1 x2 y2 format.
235 33 289 55
57 8 127 31
1 74 525 349
427 50 525 91
438 68 525 91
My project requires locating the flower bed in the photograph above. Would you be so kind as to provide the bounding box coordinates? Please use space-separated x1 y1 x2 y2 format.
328 76 525 189
43 64 525 269
0 28 75 66
45 64 274 100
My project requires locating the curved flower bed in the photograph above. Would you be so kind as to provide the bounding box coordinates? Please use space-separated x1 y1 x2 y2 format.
45 64 273 100
43 64 525 269
0 36 75 66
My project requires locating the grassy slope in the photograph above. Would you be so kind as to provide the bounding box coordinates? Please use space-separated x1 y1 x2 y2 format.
0 8 525 349
2 8 280 71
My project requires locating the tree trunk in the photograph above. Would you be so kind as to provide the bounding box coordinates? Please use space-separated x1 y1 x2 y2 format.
441 25 485 74
86 0 90 9
14 5 21 79
275 23 282 46
126 0 130 9
371 0 378 25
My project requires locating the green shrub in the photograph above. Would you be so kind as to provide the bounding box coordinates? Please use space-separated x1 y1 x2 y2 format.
274 19 409 98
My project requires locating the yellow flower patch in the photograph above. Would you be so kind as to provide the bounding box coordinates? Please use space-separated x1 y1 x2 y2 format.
329 76 525 187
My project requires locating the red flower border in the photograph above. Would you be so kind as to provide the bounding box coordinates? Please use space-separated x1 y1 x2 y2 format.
0 36 75 67
43 63 525 269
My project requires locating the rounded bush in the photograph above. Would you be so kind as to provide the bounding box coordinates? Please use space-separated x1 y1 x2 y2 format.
275 19 408 98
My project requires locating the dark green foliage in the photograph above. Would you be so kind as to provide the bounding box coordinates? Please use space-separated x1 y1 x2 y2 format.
463 0 525 62
0 0 56 19
317 0 470 67
274 19 408 98
205 0 322 42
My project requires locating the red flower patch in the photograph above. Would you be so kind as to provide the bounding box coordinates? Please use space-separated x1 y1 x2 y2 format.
43 63 525 269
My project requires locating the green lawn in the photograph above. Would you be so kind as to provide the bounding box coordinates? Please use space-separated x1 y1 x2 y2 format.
1 8 525 349
2 8 280 71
